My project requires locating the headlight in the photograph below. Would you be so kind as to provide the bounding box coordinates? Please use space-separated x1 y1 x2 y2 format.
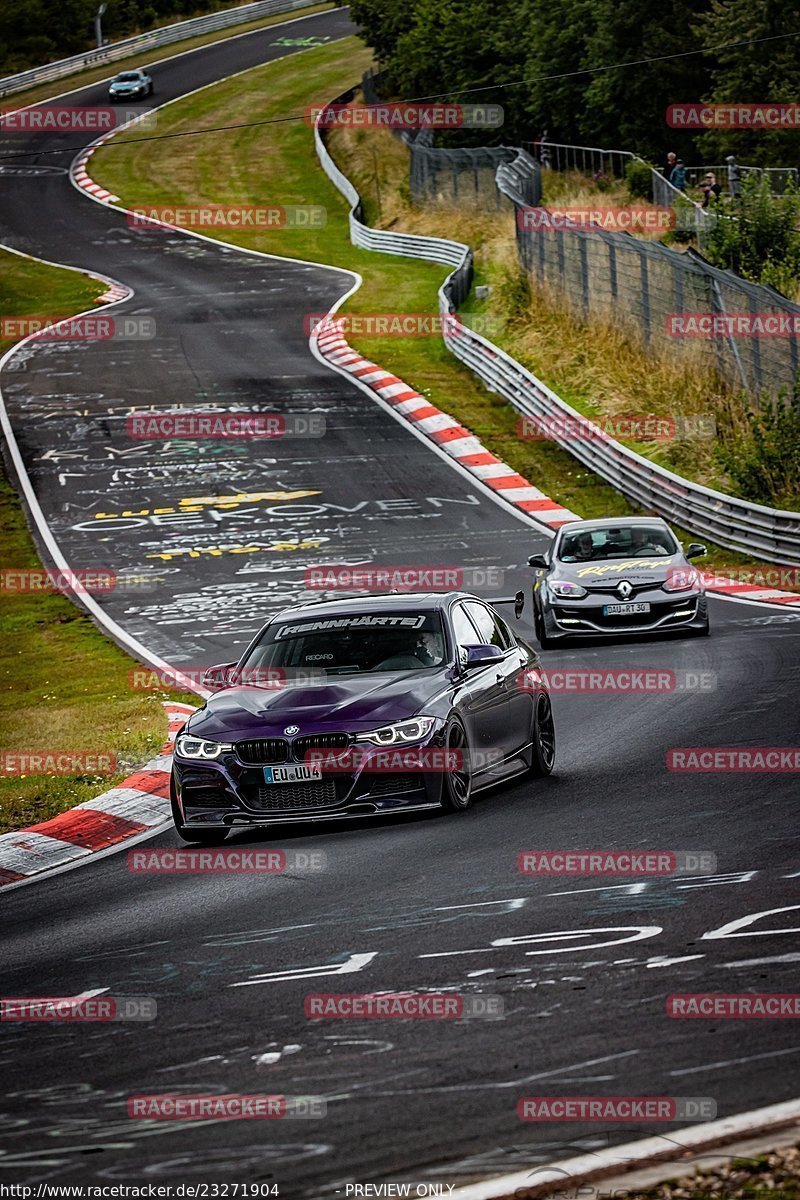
175 735 233 759
663 569 700 593
356 717 436 746
548 579 588 599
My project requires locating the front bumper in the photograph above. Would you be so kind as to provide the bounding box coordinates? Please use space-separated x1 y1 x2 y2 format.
541 588 708 640
172 738 444 829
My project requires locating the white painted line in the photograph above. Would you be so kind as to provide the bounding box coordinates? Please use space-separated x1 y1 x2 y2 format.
449 1098 800 1200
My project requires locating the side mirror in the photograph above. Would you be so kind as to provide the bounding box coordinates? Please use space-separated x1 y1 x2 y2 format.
528 553 549 569
686 543 707 560
464 644 504 669
202 661 237 691
514 589 525 620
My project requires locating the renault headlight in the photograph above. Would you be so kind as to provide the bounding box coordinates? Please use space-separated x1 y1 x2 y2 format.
175 735 233 760
356 717 436 747
548 579 588 599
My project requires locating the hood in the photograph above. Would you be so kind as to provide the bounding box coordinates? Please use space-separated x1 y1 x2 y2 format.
187 669 449 741
556 554 683 586
110 81 142 91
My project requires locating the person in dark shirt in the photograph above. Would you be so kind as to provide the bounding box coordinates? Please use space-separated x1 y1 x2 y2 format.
701 172 722 207
663 151 677 181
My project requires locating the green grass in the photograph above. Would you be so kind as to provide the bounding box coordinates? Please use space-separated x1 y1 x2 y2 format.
3 3 337 112
0 250 196 834
92 38 764 576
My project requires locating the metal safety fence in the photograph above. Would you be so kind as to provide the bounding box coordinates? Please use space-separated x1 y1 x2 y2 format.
314 90 800 564
500 183 800 398
0 0 319 98
361 70 542 211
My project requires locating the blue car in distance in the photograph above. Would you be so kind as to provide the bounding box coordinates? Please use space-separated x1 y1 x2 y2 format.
108 69 153 100
171 591 555 842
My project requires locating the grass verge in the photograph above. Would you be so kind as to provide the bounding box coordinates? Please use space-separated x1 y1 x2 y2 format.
0 250 195 835
91 39 768 576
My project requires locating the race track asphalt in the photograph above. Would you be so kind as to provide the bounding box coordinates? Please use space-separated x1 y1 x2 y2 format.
1 8 799 1194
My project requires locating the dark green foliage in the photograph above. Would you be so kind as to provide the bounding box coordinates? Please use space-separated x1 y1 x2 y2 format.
716 380 800 506
703 174 800 291
1 0 222 73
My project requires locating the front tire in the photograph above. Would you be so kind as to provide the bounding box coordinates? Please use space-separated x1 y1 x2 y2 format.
535 605 556 650
527 692 556 777
440 718 472 812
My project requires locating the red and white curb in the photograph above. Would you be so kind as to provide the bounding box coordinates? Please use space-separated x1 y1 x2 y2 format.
0 701 195 888
313 324 579 530
71 131 121 204
698 574 800 606
450 1097 800 1199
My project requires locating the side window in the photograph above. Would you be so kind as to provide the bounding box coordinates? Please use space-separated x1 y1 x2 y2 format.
451 603 482 657
464 602 512 650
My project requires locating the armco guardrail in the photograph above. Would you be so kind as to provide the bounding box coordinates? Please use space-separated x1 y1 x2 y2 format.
0 0 319 98
314 92 800 565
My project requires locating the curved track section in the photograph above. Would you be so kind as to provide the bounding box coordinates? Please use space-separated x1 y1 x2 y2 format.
1 10 799 1194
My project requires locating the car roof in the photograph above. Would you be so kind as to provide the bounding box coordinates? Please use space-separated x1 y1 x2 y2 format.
557 516 672 533
269 591 483 624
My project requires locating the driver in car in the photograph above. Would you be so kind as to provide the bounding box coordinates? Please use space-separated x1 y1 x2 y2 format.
631 527 669 555
415 630 444 666
374 629 444 670
562 531 596 562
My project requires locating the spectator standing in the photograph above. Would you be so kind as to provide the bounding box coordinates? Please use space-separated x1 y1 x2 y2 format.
701 171 722 207
670 159 687 192
726 155 742 199
663 151 677 181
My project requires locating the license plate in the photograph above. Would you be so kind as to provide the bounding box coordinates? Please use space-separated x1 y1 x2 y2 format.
263 764 322 784
603 602 651 615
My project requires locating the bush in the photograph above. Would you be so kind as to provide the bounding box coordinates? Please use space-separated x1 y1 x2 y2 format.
625 159 654 201
715 379 800 508
703 175 800 294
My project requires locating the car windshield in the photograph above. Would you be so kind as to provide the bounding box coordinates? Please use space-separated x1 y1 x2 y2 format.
116 73 141 81
240 611 447 676
558 525 678 562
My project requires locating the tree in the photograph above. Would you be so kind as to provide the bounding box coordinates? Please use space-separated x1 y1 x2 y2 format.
693 0 800 166
582 0 712 161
